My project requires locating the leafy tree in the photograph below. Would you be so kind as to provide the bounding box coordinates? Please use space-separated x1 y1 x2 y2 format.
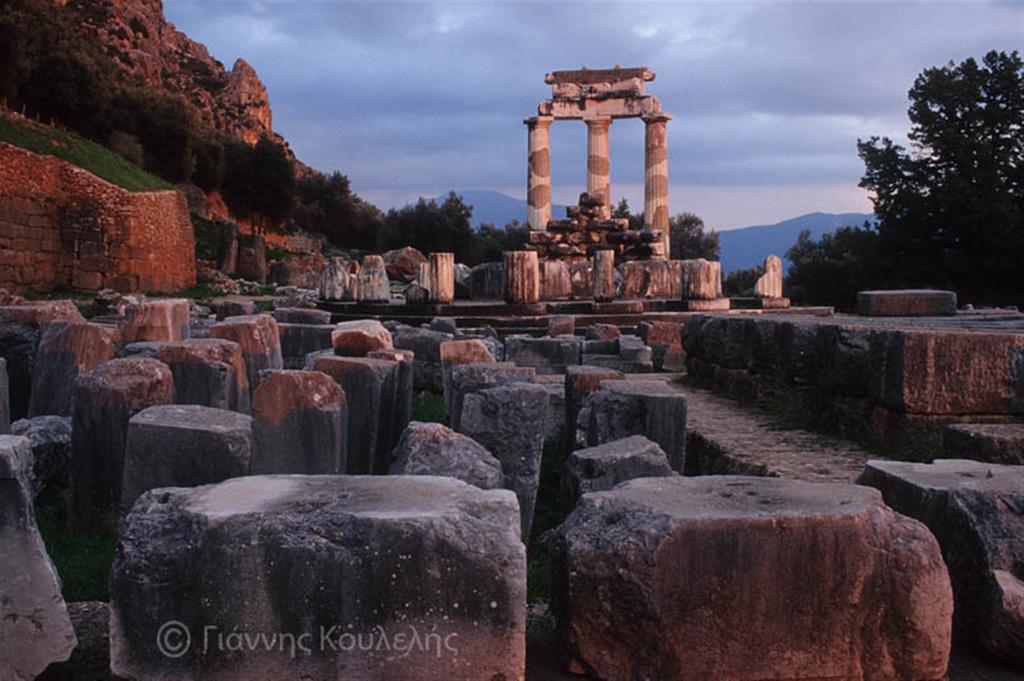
612 198 644 230
856 50 1023 305
293 171 382 250
474 220 530 264
191 133 225 192
221 136 296 232
381 192 477 262
723 266 763 297
785 225 883 310
670 212 720 260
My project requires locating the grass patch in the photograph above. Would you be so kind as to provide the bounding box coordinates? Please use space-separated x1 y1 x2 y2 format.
35 496 118 602
527 436 569 603
0 114 172 192
253 299 276 313
148 284 220 303
411 391 446 423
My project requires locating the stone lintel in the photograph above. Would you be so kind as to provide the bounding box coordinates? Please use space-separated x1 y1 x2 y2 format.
539 95 662 120
545 67 654 85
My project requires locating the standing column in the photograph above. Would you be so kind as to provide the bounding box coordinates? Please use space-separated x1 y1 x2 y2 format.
585 116 612 219
644 113 672 258
525 116 553 231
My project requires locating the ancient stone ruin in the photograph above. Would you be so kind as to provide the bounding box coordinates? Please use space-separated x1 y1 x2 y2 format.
525 67 671 262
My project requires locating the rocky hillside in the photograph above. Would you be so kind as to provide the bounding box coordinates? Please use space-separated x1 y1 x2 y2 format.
61 0 278 147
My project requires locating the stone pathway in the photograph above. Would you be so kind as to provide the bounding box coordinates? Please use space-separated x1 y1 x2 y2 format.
623 374 872 483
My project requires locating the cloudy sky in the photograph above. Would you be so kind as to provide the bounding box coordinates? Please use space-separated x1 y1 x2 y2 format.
165 1 1022 230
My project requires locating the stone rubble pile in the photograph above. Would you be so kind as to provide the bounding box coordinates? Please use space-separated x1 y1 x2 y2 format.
529 192 665 262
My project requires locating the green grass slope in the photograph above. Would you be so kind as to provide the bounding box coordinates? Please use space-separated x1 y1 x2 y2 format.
0 114 172 192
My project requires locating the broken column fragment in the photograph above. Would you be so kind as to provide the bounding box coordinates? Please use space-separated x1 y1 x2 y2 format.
439 339 496 416
69 357 174 530
390 421 503 489
120 404 253 514
208 314 283 394
0 435 77 679
561 434 675 509
29 322 117 417
504 250 541 304
586 379 687 471
356 254 390 303
551 476 953 680
110 475 526 680
331 319 393 356
118 299 190 343
459 382 549 540
448 362 537 431
564 365 624 451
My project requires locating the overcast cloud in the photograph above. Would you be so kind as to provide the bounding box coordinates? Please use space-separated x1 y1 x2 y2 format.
165 0 1022 229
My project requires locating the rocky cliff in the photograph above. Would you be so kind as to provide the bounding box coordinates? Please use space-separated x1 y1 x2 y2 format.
60 0 277 146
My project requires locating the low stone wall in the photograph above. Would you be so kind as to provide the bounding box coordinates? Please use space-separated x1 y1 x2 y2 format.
0 143 196 293
683 312 1024 450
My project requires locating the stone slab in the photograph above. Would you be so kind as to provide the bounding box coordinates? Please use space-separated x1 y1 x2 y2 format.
858 289 957 317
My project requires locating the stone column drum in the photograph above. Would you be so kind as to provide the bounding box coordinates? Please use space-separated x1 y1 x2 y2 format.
69 357 175 531
357 255 390 303
208 314 284 394
593 249 616 303
427 252 455 304
585 116 612 218
755 255 784 298
526 115 553 231
252 370 347 475
504 251 540 304
644 113 671 258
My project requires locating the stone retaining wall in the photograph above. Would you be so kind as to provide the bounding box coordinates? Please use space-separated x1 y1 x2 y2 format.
0 143 196 293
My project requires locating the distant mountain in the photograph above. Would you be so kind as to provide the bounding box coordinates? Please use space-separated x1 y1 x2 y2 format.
441 190 569 229
718 212 875 273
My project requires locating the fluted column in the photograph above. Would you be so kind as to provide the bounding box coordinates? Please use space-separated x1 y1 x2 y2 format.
644 113 671 258
525 116 553 231
593 249 616 303
585 116 612 219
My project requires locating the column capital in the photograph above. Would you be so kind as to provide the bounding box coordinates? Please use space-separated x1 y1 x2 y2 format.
642 112 673 124
524 115 554 128
584 116 613 130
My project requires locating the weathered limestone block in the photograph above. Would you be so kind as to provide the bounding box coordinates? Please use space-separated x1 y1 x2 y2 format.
252 370 346 475
440 339 496 415
332 319 393 356
569 261 593 300
454 262 472 299
121 405 253 514
429 316 458 335
0 301 86 420
551 476 953 681
858 459 1024 663
592 249 616 302
427 252 455 304
278 322 334 369
858 289 957 317
754 254 784 298
208 314 283 393
548 315 575 337
561 435 674 509
537 381 567 445
357 254 390 303
28 322 117 417
215 299 256 320
540 260 572 300
390 421 503 489
0 358 8 434
638 320 686 371
469 262 505 300
367 348 415 456
125 339 251 414
504 250 540 304
448 362 536 431
236 236 268 284
943 423 1024 465
11 415 71 501
41 601 111 681
585 323 620 341
272 307 331 325
319 257 360 301
586 379 687 471
382 245 427 283
393 326 453 391
618 260 681 299
313 355 403 474
564 365 624 451
70 357 174 530
110 475 526 681
505 335 582 374
617 334 653 364
681 258 723 300
0 435 77 679
459 383 549 540
118 299 190 342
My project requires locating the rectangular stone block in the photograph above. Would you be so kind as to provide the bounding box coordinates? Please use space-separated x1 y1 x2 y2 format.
857 289 957 317
504 335 582 374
